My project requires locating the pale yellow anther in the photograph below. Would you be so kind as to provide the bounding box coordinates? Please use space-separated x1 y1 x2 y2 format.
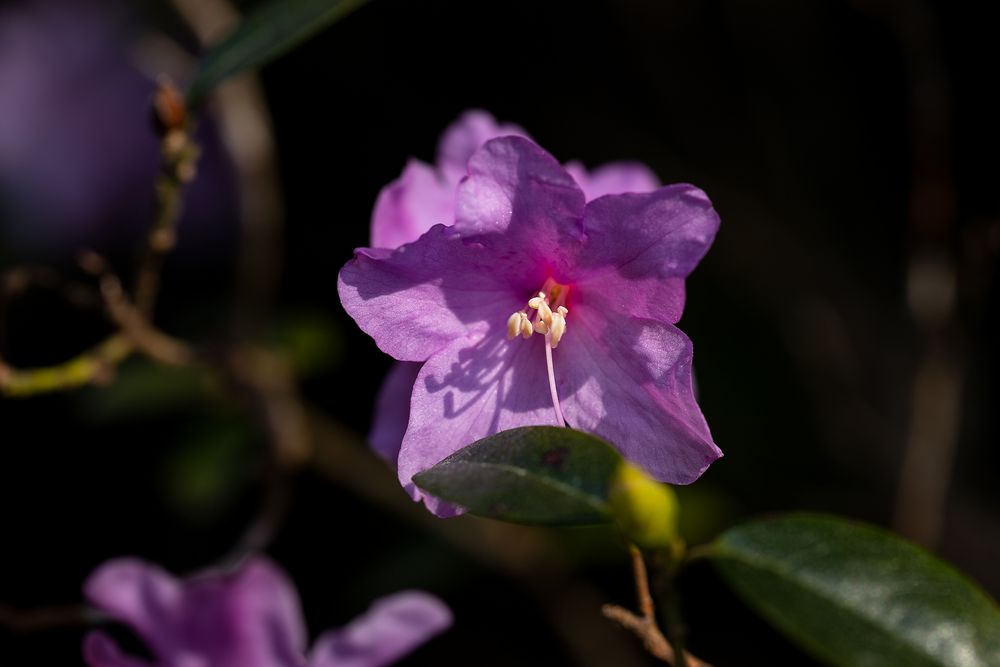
549 310 567 348
520 317 534 339
507 312 525 339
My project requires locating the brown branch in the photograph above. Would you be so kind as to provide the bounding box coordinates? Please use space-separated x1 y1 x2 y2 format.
0 80 198 398
602 546 711 667
0 604 97 633
1 265 99 310
79 252 195 368
134 80 199 316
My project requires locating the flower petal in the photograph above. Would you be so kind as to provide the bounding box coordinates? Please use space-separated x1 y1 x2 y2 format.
576 184 719 279
454 136 586 276
399 330 561 516
178 557 308 667
437 110 528 184
370 159 454 250
338 224 525 362
308 591 452 667
564 160 660 201
570 185 719 324
85 557 309 667
83 632 154 667
84 558 183 655
369 361 422 466
558 305 721 484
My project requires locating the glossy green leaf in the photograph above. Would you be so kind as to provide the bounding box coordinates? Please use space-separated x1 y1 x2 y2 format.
412 426 624 525
186 0 370 106
710 514 1000 667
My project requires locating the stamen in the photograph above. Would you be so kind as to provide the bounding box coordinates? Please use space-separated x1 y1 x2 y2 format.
507 312 523 339
529 292 554 334
520 316 534 339
507 311 534 340
549 306 568 348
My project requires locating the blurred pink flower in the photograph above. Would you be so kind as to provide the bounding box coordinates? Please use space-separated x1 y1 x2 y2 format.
83 556 451 667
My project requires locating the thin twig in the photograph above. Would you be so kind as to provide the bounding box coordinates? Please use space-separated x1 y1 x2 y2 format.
0 604 97 633
80 252 195 367
0 81 198 398
134 81 199 315
602 546 711 667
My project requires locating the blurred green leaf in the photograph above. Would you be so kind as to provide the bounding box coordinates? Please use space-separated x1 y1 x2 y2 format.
186 0 371 106
413 426 623 525
709 514 1000 667
79 359 217 421
163 418 257 521
267 310 343 376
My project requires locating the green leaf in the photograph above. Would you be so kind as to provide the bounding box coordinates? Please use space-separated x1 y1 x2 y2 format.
186 0 371 106
162 418 257 522
266 310 343 376
412 426 624 525
79 358 218 421
709 514 1000 667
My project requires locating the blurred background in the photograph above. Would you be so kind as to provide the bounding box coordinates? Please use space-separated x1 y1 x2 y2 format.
0 0 996 664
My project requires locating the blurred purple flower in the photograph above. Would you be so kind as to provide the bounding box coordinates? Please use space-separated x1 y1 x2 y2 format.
368 111 661 468
342 136 720 516
0 0 236 255
83 556 451 667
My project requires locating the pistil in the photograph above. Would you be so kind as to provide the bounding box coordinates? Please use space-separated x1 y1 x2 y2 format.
545 333 566 425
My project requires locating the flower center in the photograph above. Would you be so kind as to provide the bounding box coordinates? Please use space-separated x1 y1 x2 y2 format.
505 278 570 348
505 278 570 425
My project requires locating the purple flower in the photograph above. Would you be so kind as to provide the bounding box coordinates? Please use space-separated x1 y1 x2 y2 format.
83 556 451 667
368 111 661 467
341 135 721 516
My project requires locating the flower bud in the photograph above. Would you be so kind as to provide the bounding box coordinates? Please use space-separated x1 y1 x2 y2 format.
151 78 187 137
608 462 679 551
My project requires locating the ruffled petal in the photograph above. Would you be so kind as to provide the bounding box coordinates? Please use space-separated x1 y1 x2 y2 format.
399 330 561 516
564 161 659 201
369 361 422 466
84 558 183 655
569 185 719 324
338 225 525 362
437 110 529 184
177 557 308 667
576 184 719 279
85 557 309 667
370 159 455 250
558 305 721 484
454 137 586 277
308 591 450 667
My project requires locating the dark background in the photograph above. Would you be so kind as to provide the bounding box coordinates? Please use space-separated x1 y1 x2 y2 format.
1 0 997 664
